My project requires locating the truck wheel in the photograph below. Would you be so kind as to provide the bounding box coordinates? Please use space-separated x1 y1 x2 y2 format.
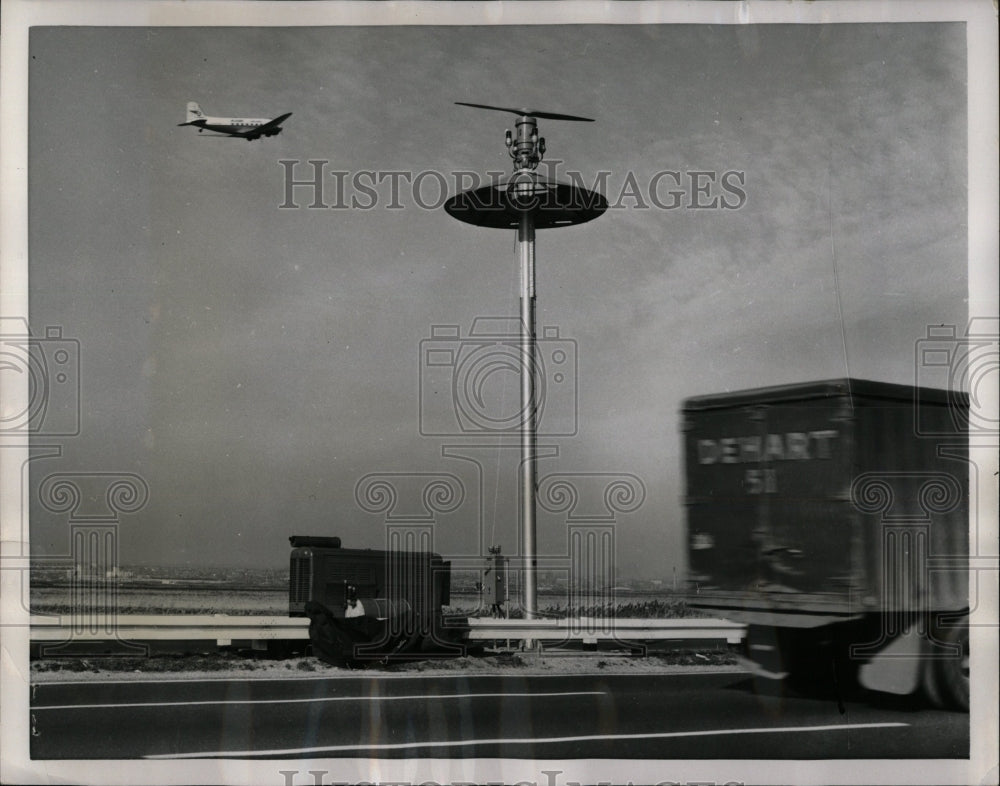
933 623 969 712
305 601 353 666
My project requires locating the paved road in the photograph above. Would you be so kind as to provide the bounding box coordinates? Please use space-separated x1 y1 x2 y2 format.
30 670 968 759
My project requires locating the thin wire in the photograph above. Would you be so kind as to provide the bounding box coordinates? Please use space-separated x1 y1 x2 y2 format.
829 144 854 409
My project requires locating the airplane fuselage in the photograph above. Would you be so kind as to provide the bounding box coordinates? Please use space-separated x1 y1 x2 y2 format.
194 117 274 133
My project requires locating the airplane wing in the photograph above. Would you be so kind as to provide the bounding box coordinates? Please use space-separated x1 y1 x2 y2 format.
262 112 292 131
238 112 292 139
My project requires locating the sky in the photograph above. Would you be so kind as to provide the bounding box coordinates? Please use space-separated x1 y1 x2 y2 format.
23 21 969 576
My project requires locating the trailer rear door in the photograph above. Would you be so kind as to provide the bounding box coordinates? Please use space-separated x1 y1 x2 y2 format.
684 382 855 598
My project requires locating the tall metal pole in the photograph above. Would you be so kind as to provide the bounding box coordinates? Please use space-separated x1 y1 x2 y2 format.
444 102 607 621
518 208 538 619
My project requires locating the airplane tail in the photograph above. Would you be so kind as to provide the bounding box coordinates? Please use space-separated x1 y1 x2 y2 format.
184 101 206 123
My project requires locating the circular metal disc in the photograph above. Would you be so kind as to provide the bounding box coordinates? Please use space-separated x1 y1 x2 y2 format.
444 173 607 229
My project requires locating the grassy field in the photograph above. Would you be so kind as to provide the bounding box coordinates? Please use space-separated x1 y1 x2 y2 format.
446 597 706 619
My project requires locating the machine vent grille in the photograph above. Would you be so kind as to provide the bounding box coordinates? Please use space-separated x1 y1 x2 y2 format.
290 555 313 603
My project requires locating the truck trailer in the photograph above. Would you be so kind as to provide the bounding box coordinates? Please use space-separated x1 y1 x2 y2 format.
682 379 969 709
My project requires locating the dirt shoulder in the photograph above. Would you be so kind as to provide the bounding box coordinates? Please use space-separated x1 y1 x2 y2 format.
30 650 743 683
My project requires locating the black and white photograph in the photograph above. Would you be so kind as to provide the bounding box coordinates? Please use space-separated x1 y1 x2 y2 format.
1 2 997 784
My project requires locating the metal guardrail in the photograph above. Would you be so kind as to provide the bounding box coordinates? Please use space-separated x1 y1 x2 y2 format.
29 615 745 647
464 617 746 644
28 615 309 646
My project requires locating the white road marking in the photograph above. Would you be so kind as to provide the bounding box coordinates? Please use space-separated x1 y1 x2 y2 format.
145 722 910 759
33 690 605 711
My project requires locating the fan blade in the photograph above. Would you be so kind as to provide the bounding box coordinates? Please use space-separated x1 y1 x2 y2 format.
455 101 594 122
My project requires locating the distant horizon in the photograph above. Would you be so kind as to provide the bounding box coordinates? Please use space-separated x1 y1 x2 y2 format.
32 555 682 584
